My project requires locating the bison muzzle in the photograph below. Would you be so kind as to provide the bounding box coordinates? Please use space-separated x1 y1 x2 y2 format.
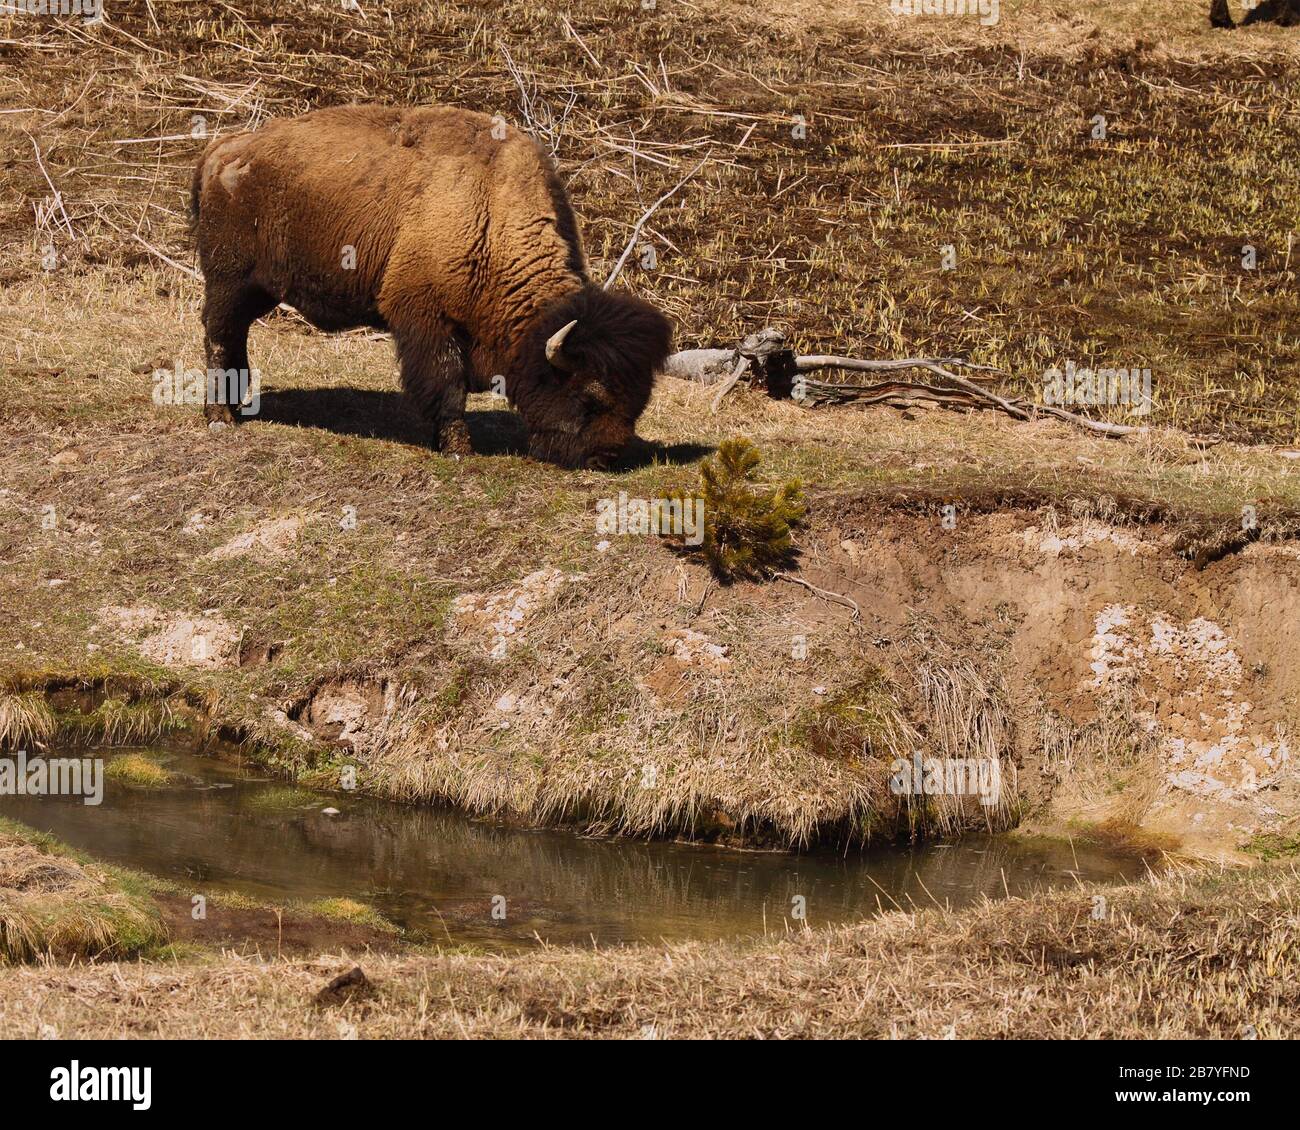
190 104 673 469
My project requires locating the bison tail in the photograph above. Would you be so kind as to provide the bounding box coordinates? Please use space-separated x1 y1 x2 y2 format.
188 157 204 235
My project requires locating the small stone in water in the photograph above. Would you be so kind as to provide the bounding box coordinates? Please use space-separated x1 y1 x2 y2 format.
321 807 341 816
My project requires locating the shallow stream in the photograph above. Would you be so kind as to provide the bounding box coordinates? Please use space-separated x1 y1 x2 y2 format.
0 749 1146 949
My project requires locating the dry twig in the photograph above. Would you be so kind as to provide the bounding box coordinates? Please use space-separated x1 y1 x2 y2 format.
773 572 861 621
604 154 711 289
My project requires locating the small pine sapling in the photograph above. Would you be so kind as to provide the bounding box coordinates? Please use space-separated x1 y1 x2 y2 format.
694 438 805 580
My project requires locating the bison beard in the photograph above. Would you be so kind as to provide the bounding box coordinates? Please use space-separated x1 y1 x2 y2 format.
189 104 672 469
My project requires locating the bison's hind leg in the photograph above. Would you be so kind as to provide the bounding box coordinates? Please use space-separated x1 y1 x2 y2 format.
201 280 277 424
393 324 474 457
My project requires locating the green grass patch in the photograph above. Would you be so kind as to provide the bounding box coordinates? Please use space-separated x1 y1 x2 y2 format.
1243 832 1300 862
104 753 174 789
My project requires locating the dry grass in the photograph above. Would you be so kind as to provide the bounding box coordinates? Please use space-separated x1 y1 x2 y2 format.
75 696 188 746
914 653 1018 832
0 826 167 964
0 691 55 750
2 680 198 749
0 858 1293 1038
5 1 1300 439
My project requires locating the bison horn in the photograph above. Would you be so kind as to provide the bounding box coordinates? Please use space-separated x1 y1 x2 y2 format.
545 319 578 370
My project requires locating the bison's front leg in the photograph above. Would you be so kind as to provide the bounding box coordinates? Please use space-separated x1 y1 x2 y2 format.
394 328 474 456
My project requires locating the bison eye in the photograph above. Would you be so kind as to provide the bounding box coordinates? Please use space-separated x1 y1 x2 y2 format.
583 379 615 408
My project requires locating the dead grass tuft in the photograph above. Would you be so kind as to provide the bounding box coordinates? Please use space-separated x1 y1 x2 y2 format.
0 692 55 751
104 753 173 789
0 828 167 964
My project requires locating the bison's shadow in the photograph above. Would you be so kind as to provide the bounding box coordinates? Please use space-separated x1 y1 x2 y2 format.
256 387 523 453
255 387 712 468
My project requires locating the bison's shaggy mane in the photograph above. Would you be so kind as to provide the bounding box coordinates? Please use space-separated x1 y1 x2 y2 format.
514 283 673 419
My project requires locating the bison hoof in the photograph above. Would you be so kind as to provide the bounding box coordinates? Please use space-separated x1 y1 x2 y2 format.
438 422 474 458
203 402 237 426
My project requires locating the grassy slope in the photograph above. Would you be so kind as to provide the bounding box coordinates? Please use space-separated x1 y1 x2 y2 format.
2 0 1300 848
3 273 1298 846
3 0 1300 439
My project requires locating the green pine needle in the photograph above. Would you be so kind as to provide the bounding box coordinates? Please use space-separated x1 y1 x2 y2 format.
694 438 806 581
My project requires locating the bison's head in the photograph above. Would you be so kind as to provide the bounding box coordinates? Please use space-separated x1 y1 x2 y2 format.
514 284 672 470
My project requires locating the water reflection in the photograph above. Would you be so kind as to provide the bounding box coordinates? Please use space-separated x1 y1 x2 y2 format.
0 750 1145 949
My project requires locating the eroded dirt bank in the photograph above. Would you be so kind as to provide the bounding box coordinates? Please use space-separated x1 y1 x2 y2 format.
265 506 1297 860
6 503 1295 862
802 504 1300 860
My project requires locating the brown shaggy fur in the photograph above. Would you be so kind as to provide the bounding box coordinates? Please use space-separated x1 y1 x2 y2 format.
190 105 672 468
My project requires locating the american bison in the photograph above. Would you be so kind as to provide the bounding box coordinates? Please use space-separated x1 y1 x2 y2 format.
1211 0 1300 26
190 105 672 469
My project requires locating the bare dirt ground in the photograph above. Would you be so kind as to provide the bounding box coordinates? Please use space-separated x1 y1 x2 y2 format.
2 0 1299 1035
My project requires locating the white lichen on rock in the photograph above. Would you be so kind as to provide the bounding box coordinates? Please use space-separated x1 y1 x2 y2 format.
1088 604 1288 800
450 568 583 658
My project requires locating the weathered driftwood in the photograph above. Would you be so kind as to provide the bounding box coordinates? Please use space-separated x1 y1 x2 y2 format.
663 327 1147 438
662 348 738 385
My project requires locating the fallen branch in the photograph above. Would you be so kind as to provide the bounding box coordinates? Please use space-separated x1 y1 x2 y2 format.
1026 403 1146 437
709 356 749 414
773 571 861 621
710 327 789 413
604 153 711 289
795 355 1002 377
664 328 1149 439
662 347 737 385
128 232 201 280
